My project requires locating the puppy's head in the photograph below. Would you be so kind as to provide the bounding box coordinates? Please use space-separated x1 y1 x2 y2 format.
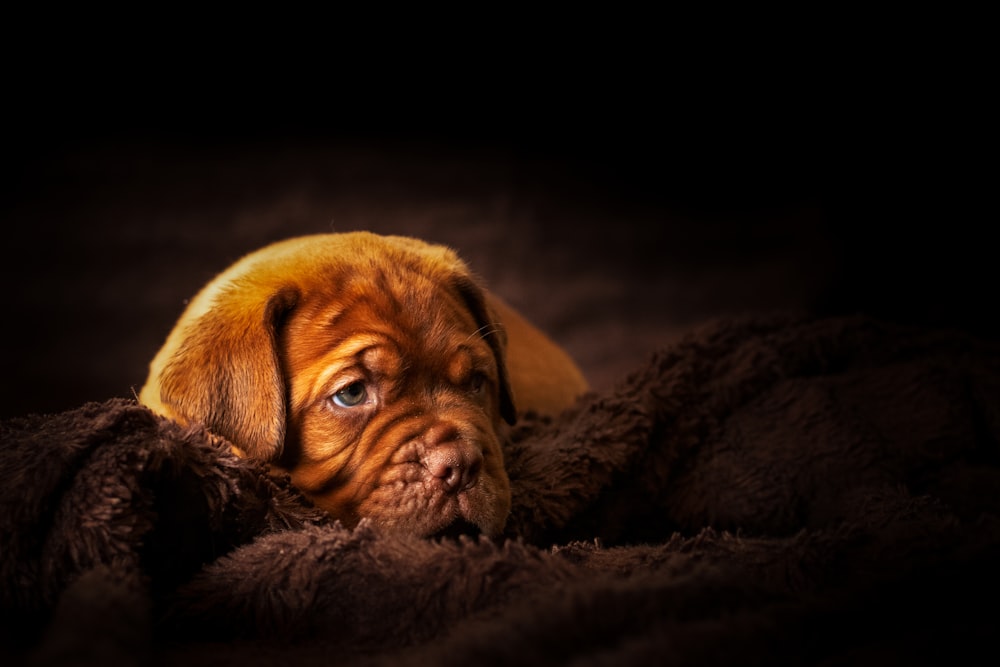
140 233 515 538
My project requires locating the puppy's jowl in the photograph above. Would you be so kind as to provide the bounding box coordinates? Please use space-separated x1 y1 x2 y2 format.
140 232 588 538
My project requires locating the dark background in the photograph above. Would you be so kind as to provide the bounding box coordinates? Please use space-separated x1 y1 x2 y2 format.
2 34 993 420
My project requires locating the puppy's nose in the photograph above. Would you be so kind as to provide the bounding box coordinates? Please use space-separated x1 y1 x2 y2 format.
423 446 483 492
420 425 483 493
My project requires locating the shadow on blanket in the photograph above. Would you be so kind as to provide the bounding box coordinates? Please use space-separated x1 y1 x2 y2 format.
3 314 999 666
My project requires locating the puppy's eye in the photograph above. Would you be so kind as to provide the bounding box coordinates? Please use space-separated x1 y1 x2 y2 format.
332 381 368 408
467 373 487 395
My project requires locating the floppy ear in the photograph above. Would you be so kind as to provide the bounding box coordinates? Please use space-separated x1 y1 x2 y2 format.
157 286 299 461
453 277 517 425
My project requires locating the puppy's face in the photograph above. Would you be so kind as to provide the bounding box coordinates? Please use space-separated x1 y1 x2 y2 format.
276 267 512 537
141 233 515 538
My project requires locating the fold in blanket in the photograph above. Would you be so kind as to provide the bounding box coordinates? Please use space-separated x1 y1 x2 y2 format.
3 314 999 666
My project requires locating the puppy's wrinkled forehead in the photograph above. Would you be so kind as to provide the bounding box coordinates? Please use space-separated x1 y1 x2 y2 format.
278 255 496 404
296 257 480 343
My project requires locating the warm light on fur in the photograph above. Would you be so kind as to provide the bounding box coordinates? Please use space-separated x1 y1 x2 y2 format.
139 232 588 537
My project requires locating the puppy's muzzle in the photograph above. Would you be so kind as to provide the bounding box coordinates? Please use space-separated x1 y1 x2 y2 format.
418 423 484 493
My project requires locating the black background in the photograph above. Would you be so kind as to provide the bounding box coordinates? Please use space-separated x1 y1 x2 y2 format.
3 26 993 419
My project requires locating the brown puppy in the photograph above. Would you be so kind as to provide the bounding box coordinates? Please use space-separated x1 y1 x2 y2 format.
139 232 588 538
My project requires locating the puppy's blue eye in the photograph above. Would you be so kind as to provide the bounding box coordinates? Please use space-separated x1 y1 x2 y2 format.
332 381 368 408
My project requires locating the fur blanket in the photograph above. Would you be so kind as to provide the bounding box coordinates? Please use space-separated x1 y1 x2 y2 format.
3 314 999 666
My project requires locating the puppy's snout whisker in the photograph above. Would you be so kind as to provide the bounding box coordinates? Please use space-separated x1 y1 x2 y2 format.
464 323 501 345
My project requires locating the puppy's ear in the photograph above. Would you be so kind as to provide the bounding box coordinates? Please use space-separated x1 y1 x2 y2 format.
453 277 517 425
157 286 298 461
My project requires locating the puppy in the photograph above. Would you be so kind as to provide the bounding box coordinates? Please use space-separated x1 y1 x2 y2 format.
139 232 588 538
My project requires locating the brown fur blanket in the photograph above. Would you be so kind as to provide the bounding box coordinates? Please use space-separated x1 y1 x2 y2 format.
3 314 999 666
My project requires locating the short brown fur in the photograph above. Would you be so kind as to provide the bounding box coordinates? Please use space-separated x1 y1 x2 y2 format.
139 232 588 537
